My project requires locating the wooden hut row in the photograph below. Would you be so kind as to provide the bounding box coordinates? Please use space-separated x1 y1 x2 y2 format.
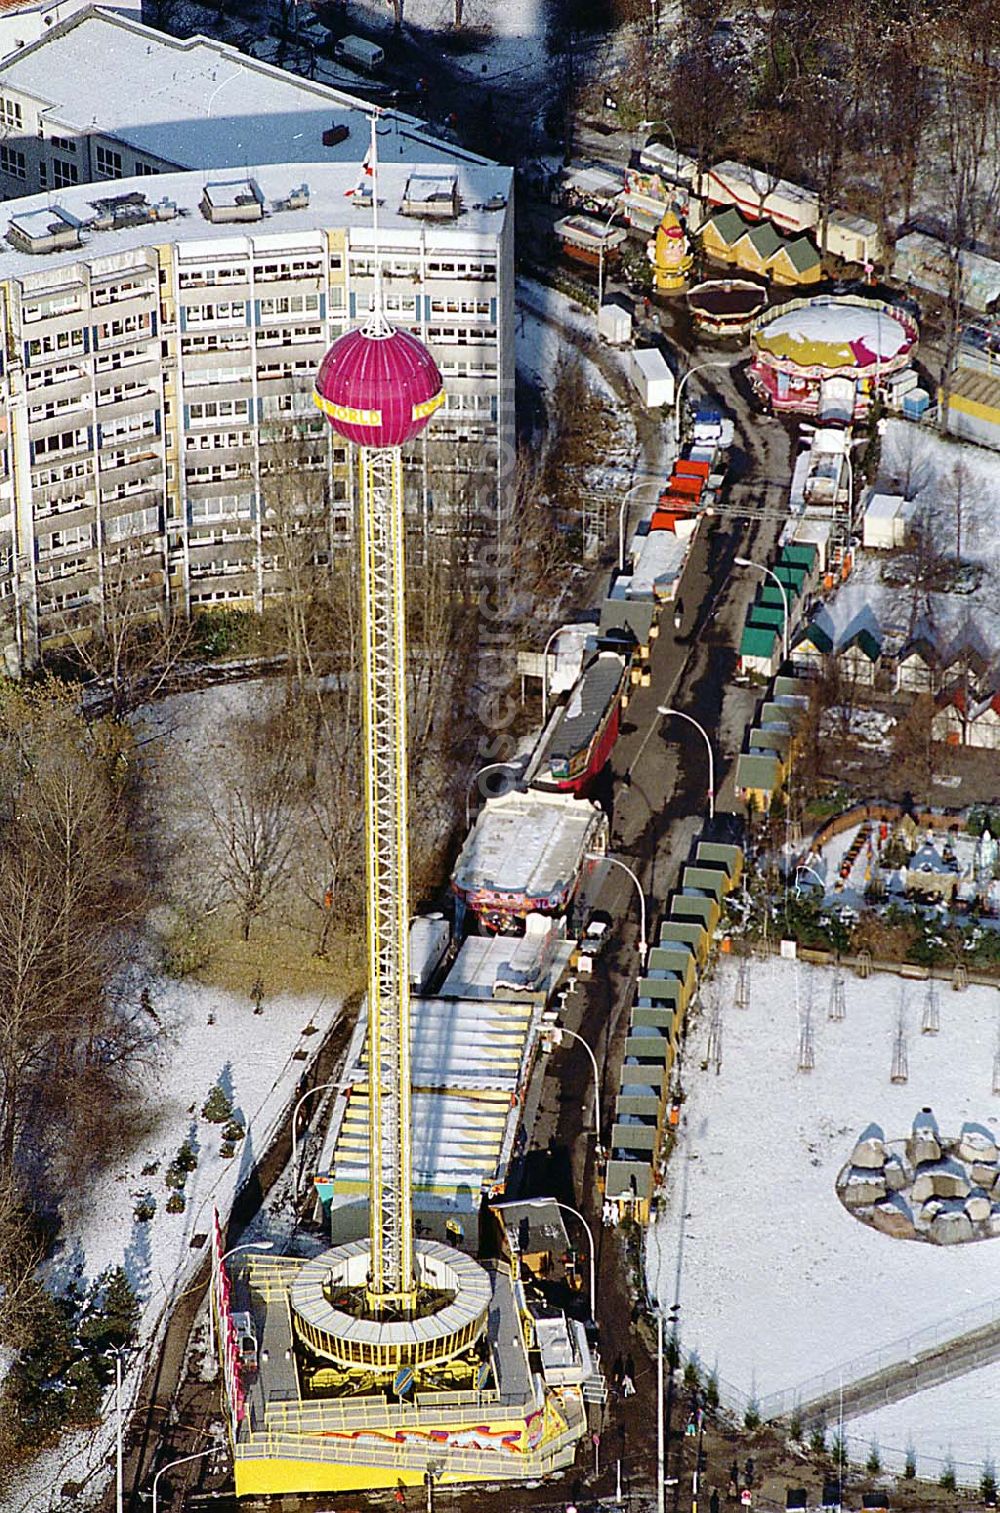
605 841 744 1222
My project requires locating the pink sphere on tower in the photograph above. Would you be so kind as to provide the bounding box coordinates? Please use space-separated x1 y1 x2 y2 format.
313 325 444 450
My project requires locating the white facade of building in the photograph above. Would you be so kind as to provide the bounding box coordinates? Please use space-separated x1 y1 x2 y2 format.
0 159 513 669
0 9 514 669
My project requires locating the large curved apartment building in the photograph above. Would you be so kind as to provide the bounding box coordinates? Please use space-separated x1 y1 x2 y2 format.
0 9 513 670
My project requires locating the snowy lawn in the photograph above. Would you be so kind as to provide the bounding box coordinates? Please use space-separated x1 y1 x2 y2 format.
346 0 550 83
7 971 340 1510
844 1360 1000 1482
647 957 1000 1425
840 419 1000 650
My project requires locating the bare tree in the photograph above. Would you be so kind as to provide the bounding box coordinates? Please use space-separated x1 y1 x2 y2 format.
933 3 1000 397
53 539 193 715
0 685 143 1183
208 705 301 941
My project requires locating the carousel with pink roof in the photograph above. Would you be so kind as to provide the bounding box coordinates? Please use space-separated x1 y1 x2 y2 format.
749 295 919 418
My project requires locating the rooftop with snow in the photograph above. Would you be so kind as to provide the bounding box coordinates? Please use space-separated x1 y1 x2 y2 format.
0 6 489 171
0 159 511 280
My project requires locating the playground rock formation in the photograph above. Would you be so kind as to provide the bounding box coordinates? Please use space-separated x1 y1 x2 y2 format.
837 1109 1000 1244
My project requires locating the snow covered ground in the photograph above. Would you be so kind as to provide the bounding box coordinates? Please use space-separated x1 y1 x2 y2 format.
7 972 340 1510
647 956 1000 1476
843 419 1000 649
347 0 550 83
516 278 642 502
845 1360 1000 1483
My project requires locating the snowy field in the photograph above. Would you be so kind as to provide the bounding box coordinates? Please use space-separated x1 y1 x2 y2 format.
7 971 340 1510
647 956 1000 1466
845 1360 1000 1483
516 278 642 500
842 419 1000 649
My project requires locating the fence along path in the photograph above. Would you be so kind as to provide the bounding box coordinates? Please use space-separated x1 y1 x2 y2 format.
756 1293 1000 1426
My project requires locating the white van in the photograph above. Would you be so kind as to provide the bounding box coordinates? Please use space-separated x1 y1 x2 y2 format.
333 34 385 70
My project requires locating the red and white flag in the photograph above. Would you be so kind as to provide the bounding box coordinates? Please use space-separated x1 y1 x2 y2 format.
344 147 374 197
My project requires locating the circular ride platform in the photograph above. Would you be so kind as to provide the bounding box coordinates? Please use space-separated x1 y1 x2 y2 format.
289 1238 491 1374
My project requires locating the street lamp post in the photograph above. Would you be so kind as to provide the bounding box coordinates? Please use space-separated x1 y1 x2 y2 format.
114 1349 125 1513
292 1080 354 1170
657 1310 665 1513
597 203 626 320
209 1241 274 1357
541 623 564 723
734 556 790 662
547 1023 603 1153
523 1197 597 1318
465 761 521 830
657 705 716 821
673 359 731 445
618 479 664 572
586 851 647 960
152 1445 223 1513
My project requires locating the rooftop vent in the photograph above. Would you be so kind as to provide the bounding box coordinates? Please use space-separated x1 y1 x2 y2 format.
401 171 459 220
7 205 81 255
273 184 309 213
200 178 264 225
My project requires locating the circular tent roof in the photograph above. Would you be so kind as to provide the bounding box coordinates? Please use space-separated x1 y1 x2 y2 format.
752 297 917 379
314 324 444 450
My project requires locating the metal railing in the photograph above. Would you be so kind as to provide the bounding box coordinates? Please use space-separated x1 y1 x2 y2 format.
235 1408 585 1476
757 1293 1000 1420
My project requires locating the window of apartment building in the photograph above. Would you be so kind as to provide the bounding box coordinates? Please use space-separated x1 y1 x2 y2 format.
23 290 83 324
185 430 252 451
100 411 158 444
53 158 78 187
26 360 82 391
190 495 252 522
38 523 92 556
426 325 497 345
0 97 22 130
104 506 159 542
430 298 492 317
94 344 151 373
180 332 249 355
92 276 154 307
39 162 47 187
186 461 246 482
96 379 151 407
187 399 250 426
32 427 88 459
178 264 249 289
0 145 27 180
97 312 153 344
257 293 320 319
42 587 90 612
50 136 75 153
32 460 91 488
95 144 123 179
103 442 157 471
184 365 248 387
254 257 323 281
28 392 85 423
184 301 246 327
384 295 415 315
257 323 322 347
134 161 157 176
